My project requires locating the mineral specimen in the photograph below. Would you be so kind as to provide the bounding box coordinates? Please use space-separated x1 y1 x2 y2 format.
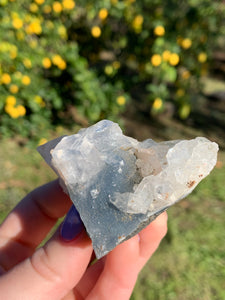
38 120 218 258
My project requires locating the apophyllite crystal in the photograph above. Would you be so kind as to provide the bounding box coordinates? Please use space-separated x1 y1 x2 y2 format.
38 120 218 258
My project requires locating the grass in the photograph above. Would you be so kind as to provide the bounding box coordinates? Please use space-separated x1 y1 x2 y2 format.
0 131 224 300
0 138 56 222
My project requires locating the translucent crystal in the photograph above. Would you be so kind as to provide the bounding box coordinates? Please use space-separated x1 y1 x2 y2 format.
38 120 218 258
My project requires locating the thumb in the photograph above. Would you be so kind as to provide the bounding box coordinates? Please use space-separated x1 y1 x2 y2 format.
0 207 93 300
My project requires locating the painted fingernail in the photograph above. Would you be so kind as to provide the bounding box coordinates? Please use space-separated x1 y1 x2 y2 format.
60 205 84 241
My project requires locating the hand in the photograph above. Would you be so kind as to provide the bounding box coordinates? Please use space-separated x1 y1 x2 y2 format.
0 180 167 300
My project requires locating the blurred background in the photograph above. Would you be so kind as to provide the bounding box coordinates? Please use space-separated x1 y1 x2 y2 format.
0 0 224 299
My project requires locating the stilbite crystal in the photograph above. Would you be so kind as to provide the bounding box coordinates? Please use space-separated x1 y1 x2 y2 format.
38 120 218 258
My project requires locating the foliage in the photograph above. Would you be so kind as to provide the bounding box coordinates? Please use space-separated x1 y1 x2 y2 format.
0 0 224 139
74 0 224 117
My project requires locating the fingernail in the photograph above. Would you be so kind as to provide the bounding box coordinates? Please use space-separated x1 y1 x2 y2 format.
60 205 84 241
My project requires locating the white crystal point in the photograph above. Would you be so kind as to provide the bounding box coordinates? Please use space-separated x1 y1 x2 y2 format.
37 120 219 258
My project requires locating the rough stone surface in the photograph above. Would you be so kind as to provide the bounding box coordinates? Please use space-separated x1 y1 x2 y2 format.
38 120 218 258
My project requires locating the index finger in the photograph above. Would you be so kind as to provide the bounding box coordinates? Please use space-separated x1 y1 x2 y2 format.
0 180 72 270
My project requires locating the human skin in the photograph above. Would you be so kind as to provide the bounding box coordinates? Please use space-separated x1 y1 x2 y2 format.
0 180 167 300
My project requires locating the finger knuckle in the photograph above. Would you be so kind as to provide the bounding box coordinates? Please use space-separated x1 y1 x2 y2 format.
29 247 62 284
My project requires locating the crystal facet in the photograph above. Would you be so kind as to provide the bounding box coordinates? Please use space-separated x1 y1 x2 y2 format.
38 120 218 258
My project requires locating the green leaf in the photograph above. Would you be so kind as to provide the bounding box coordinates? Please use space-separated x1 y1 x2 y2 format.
179 104 191 119
163 66 177 82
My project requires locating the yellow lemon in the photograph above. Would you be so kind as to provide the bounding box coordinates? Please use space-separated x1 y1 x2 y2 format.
21 75 31 85
162 50 171 61
154 25 165 36
53 1 62 13
5 106 20 118
181 38 192 49
98 8 108 20
35 0 45 4
12 18 23 29
152 97 163 110
91 26 101 38
169 53 179 66
58 60 67 70
6 95 16 106
62 0 75 10
151 54 162 67
17 105 26 116
198 52 207 63
116 96 126 106
42 57 52 68
1 73 11 84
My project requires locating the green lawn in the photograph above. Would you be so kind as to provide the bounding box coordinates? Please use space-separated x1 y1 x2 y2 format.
0 138 56 221
0 133 224 300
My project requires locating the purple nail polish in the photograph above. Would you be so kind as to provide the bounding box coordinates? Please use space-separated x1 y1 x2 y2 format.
60 205 84 241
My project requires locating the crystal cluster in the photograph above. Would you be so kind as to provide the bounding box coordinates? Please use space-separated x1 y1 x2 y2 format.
38 120 218 258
